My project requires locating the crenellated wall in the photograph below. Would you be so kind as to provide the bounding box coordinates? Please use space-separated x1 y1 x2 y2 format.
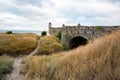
48 22 120 48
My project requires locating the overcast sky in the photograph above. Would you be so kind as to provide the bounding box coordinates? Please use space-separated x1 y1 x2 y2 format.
0 0 120 31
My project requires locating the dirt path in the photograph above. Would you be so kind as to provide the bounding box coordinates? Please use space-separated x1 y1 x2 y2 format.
5 57 24 80
5 38 41 80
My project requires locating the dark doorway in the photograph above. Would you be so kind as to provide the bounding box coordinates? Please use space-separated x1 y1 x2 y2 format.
69 36 88 49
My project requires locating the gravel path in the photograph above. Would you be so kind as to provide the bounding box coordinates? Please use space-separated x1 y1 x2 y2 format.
5 38 41 80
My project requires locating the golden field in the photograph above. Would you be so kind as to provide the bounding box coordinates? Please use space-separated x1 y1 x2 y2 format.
36 35 64 55
0 33 39 55
23 30 120 80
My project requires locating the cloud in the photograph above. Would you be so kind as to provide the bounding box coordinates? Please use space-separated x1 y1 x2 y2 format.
50 0 120 25
0 0 120 30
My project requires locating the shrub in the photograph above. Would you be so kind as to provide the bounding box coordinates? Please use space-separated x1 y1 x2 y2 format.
95 26 103 30
56 31 61 40
23 30 120 80
41 31 47 36
0 55 13 74
64 34 72 41
6 31 12 34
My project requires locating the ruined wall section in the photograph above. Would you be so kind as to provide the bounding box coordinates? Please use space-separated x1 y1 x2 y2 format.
49 22 120 48
49 22 120 39
62 26 118 37
48 22 62 36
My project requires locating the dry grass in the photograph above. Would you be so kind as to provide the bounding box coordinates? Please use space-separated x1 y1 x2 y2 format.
23 30 120 80
0 55 13 76
36 35 64 55
0 33 39 55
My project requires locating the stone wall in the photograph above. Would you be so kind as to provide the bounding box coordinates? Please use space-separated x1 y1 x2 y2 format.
48 22 120 48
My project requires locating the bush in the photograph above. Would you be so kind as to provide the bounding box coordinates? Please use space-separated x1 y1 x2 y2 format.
41 31 47 36
56 31 61 40
6 31 12 34
95 26 103 30
0 55 13 74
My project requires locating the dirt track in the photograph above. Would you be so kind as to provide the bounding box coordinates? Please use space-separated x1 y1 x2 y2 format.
5 38 41 80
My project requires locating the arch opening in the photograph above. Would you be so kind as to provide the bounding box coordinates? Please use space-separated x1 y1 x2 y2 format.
69 36 88 49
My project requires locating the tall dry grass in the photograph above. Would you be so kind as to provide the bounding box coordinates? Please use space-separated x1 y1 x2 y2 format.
36 35 64 55
23 30 120 80
0 33 39 55
0 55 13 79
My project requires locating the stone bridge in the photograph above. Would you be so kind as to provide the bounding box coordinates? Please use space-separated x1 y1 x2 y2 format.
48 22 120 49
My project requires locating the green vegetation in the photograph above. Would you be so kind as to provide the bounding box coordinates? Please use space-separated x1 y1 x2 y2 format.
0 33 39 56
95 26 103 30
23 30 120 80
0 55 13 74
41 31 47 36
64 34 72 41
36 35 64 55
56 31 61 40
6 31 12 34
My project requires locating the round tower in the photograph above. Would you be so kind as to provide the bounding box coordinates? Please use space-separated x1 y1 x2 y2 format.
48 22 52 34
78 23 81 27
62 24 65 27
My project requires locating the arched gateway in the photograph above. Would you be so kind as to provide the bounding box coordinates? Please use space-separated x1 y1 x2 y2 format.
69 36 88 49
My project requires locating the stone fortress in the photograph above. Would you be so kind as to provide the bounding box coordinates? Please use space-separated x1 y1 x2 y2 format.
48 22 120 49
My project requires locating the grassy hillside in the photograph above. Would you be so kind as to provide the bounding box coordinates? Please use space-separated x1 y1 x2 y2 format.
23 30 120 80
0 33 39 56
36 35 64 55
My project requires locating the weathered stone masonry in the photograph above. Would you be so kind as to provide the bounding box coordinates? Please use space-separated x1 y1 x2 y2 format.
49 22 120 49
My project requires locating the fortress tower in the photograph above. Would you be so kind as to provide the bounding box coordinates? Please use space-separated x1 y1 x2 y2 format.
48 22 52 34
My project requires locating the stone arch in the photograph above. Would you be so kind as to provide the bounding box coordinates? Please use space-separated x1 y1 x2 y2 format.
69 36 88 49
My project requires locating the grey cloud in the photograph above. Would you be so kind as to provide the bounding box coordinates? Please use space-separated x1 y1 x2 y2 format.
14 0 43 7
106 0 120 2
100 0 120 4
14 0 54 7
